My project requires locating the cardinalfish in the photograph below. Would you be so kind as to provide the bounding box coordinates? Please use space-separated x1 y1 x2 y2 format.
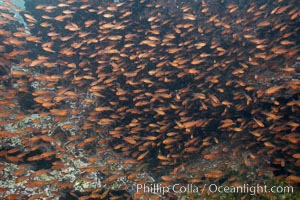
0 0 299 199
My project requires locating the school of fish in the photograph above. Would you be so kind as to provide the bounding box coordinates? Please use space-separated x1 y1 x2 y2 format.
0 0 299 199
